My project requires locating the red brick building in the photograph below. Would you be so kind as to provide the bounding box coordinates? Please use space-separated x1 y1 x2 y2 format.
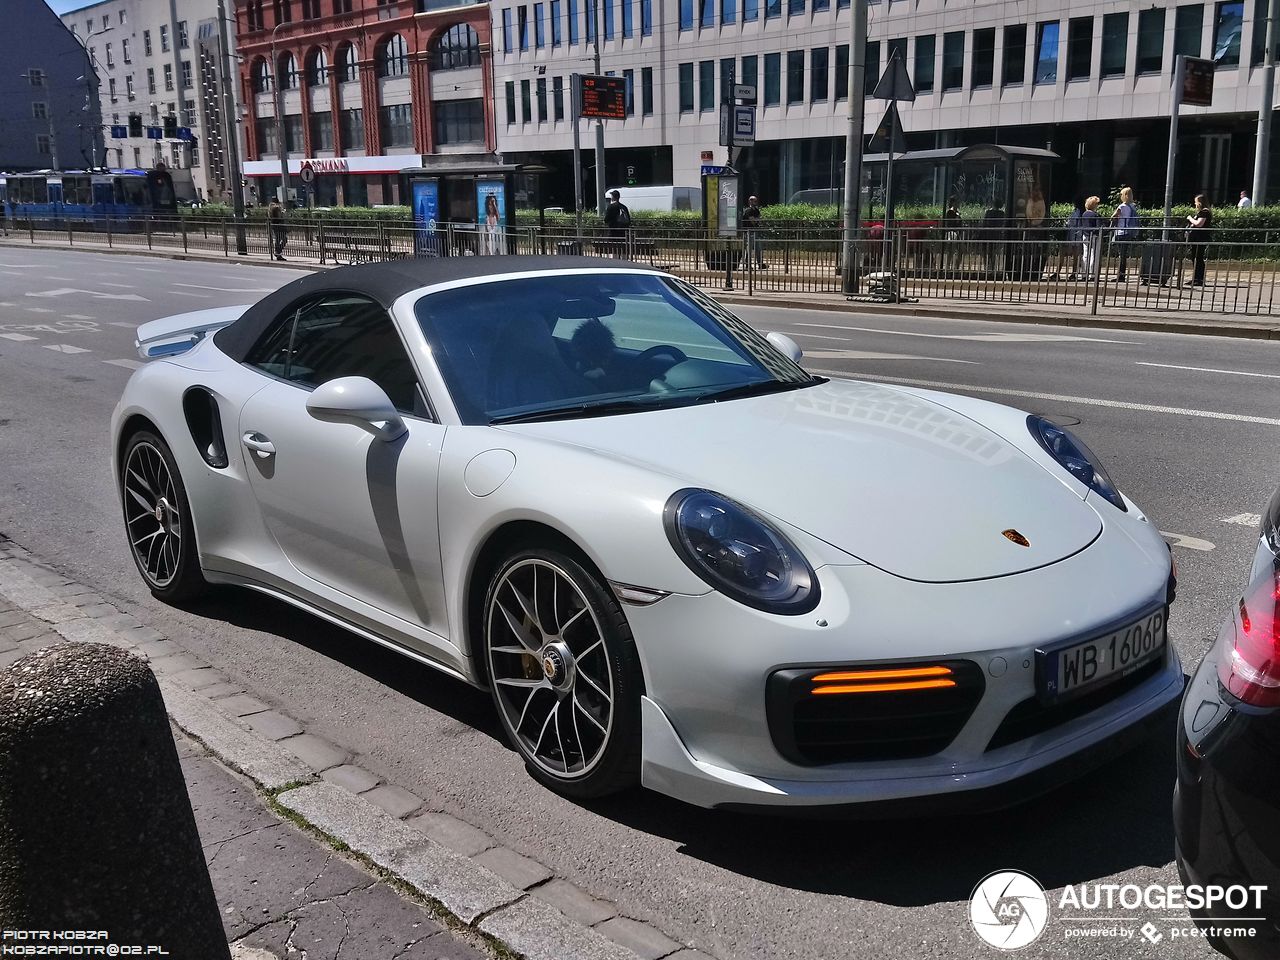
236 0 495 206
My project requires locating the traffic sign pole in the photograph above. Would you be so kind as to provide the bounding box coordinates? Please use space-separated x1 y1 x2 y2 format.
1163 55 1187 240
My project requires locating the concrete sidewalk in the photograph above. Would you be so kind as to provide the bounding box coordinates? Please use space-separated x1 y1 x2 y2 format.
4 233 1278 340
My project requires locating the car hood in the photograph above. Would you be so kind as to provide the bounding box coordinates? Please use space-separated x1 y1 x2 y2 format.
502 378 1102 583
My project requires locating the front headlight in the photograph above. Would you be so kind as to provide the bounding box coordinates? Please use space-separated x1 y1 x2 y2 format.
664 489 819 614
1027 415 1127 512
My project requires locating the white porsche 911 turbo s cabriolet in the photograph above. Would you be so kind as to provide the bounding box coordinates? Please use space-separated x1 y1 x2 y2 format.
112 257 1181 812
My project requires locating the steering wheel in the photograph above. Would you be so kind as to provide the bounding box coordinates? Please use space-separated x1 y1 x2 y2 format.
636 344 688 368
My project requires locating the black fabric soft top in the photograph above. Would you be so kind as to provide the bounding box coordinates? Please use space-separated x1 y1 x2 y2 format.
213 255 653 363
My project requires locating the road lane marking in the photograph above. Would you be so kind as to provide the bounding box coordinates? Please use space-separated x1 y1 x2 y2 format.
806 348 978 363
134 267 164 273
0 333 38 342
788 323 1138 344
64 315 95 320
42 344 90 354
102 358 143 370
1136 361 1280 380
99 282 137 289
26 287 148 302
25 307 54 314
1160 532 1215 552
1220 513 1263 526
108 322 137 328
174 283 275 293
171 291 212 298
805 370 1280 427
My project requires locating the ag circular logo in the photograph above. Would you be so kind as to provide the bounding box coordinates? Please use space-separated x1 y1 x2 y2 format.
969 870 1049 951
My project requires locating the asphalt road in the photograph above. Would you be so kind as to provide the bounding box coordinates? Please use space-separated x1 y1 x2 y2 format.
2 246 1278 960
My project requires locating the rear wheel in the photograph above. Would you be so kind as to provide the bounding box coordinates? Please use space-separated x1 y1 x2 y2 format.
120 431 207 603
484 548 641 798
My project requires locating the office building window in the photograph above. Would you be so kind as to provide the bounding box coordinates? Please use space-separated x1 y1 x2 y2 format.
1101 13 1127 76
181 60 193 89
764 51 780 104
256 122 277 158
378 103 413 146
37 134 52 155
503 8 513 51
641 66 653 114
915 34 935 91
518 6 529 49
536 2 546 46
147 68 156 94
434 99 483 143
766 0 780 20
123 38 131 62
722 0 735 25
641 0 652 34
623 0 633 36
788 0 803 14
163 63 174 91
32 101 47 119
679 62 694 111
284 114 304 152
585 0 594 39
340 108 364 149
521 78 532 121
1175 4 1203 58
1213 1 1243 64
126 74 135 99
814 0 828 10
551 0 562 43
431 25 482 69
119 9 126 22
972 28 995 86
623 68 634 114
700 0 713 28
109 77 118 100
310 110 333 150
786 49 804 103
536 76 547 120
144 30 152 56
1138 8 1166 72
742 54 758 90
183 99 196 125
1066 17 1093 80
505 80 517 122
810 46 828 101
106 42 114 67
134 146 142 166
680 0 693 30
865 40 879 94
178 20 189 48
835 43 848 99
335 0 353 11
553 75 565 118
604 0 614 38
377 34 408 76
569 0 579 41
1003 24 1027 84
160 24 169 52
336 42 357 80
699 59 714 110
1034 21 1059 83
942 31 963 90
1254 0 1280 64
744 0 757 20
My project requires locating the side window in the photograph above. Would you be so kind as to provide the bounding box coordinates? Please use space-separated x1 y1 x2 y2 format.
245 306 296 378
283 295 421 414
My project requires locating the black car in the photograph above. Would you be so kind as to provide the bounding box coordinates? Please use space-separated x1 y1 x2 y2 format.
1175 484 1280 959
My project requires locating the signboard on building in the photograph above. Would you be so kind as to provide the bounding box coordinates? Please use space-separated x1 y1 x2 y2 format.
578 75 627 120
733 106 756 146
1181 57 1214 107
700 150 714 162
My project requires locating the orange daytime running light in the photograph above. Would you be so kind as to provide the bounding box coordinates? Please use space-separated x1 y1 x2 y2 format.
811 666 953 683
811 679 957 695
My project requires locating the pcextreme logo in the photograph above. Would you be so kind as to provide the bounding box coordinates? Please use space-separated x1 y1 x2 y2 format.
969 871 1050 951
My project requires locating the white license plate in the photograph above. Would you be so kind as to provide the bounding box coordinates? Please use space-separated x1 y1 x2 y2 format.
1038 609 1167 701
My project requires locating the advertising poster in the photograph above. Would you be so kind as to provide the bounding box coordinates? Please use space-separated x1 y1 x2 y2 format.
476 179 507 255
412 179 440 257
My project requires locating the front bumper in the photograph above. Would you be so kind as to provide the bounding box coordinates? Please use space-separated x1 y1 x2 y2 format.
631 517 1181 809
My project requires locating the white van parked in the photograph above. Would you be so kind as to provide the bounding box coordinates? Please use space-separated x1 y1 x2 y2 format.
605 185 702 212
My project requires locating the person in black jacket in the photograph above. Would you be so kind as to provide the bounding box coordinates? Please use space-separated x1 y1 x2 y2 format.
602 190 631 258
742 195 766 268
1186 194 1213 286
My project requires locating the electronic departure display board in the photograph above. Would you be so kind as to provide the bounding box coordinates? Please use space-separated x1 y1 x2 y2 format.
578 74 627 120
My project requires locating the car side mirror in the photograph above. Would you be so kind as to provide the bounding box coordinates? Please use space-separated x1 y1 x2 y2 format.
306 377 407 441
765 331 803 363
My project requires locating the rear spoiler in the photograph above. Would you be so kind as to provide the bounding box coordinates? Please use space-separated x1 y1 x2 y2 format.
135 305 250 360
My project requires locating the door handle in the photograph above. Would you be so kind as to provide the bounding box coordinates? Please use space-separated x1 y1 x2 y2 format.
242 432 276 459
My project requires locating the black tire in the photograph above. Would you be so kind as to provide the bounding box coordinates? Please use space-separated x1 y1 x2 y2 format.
120 430 207 603
484 546 642 799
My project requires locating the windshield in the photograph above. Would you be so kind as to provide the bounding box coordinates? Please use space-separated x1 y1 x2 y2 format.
414 272 815 425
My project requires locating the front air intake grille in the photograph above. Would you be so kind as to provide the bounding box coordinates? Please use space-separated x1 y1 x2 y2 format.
767 661 985 766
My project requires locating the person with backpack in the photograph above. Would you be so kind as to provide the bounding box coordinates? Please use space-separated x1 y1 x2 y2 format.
603 190 632 257
1109 186 1139 282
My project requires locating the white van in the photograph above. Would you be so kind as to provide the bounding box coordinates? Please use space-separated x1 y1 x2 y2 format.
606 185 702 212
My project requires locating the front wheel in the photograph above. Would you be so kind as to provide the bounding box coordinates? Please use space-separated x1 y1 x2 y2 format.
484 548 642 799
120 430 207 603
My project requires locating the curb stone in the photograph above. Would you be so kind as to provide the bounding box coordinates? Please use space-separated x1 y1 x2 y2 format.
0 536 696 959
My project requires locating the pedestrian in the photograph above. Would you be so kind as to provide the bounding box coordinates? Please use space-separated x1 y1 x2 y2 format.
1049 196 1085 280
1238 190 1253 210
267 197 288 261
603 189 632 258
1109 186 1139 281
1186 194 1213 286
742 194 767 269
1080 196 1103 279
941 196 963 272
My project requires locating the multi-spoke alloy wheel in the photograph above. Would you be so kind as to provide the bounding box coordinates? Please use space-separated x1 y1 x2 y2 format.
120 431 206 602
485 550 641 798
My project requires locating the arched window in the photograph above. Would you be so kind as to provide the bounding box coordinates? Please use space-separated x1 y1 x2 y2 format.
306 47 329 85
251 57 272 93
377 33 408 77
430 23 481 70
278 52 300 89
335 42 358 82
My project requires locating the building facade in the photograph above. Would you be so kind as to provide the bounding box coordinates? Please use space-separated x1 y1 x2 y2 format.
234 0 497 206
1 0 101 172
60 0 234 199
493 0 1279 208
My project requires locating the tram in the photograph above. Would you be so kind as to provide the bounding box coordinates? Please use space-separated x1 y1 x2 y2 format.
0 168 178 226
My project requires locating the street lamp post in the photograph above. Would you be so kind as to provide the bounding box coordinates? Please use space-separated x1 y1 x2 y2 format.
67 24 112 169
215 0 247 253
271 22 292 205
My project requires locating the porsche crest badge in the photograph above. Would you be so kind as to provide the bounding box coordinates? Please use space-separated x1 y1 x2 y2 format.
1002 529 1031 547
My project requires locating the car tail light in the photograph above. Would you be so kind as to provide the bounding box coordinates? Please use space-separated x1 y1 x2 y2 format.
1217 569 1280 707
